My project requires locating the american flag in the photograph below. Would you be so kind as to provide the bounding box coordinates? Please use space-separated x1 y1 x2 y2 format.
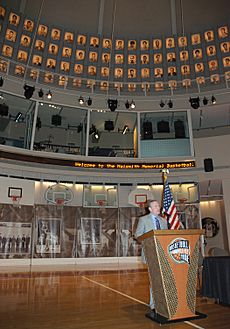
163 180 182 229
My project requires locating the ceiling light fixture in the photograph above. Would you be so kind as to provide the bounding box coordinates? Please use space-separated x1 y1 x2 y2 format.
46 90 52 100
211 95 216 104
87 97 92 106
107 99 118 112
167 100 173 108
78 96 84 105
130 100 136 109
203 97 208 105
189 97 200 109
23 84 35 99
38 89 44 98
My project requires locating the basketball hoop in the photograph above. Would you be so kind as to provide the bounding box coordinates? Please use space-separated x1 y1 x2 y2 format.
178 198 188 203
11 195 21 207
55 198 65 208
97 200 106 207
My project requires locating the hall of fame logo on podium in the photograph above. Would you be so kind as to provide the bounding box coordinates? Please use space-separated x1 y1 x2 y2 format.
168 238 190 265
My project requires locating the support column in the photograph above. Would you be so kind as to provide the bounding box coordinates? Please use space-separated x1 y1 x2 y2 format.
97 0 105 35
170 0 177 36
30 101 39 150
222 179 230 253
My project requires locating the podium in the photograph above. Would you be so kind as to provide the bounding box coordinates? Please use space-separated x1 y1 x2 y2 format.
138 229 206 324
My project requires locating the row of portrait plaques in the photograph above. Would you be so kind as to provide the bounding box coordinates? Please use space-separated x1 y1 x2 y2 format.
0 6 230 91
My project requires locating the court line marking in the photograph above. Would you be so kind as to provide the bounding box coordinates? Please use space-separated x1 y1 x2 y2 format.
82 276 205 329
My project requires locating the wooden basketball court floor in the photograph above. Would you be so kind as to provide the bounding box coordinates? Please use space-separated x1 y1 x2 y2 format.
0 263 229 329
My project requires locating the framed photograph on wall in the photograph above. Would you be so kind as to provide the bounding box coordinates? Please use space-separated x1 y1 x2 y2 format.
35 39 45 51
155 81 164 91
128 68 136 78
206 45 216 56
64 32 74 43
223 56 230 67
100 81 109 90
141 54 149 64
141 68 150 78
102 53 110 63
0 222 32 255
17 50 28 62
101 67 109 77
23 19 34 32
44 73 54 83
195 62 204 73
193 48 202 60
5 29 16 42
115 54 124 64
128 54 136 64
128 39 136 50
76 50 85 61
0 6 6 19
14 65 25 76
191 33 201 45
74 64 83 74
2 44 13 57
153 39 162 50
208 59 218 71
80 218 101 245
46 58 56 69
36 218 61 254
32 55 42 66
220 41 230 53
218 26 228 39
181 65 190 76
38 24 48 37
103 38 112 49
88 65 96 76
9 12 20 26
204 30 214 42
51 28 60 40
116 39 124 50
62 47 72 58
90 37 99 48
77 34 86 45
166 37 175 49
140 40 149 50
60 61 70 72
178 36 187 47
180 50 189 61
72 78 82 87
48 43 58 55
89 51 98 62
20 35 31 47
153 53 162 64
128 83 136 91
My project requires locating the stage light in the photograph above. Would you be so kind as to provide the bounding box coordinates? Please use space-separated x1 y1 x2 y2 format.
189 97 200 109
125 100 130 109
15 112 22 122
87 97 92 106
122 125 129 134
159 100 165 108
78 96 84 105
130 100 136 109
47 90 52 99
168 100 173 108
38 89 44 98
89 124 96 135
108 99 118 112
24 84 35 99
0 103 9 116
211 95 216 104
0 77 4 87
203 97 208 105
93 130 99 139
77 123 83 133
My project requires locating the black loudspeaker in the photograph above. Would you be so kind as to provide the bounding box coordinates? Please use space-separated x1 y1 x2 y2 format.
0 103 9 116
204 158 214 172
157 120 170 133
51 114 62 126
174 119 185 138
142 121 153 139
104 120 114 131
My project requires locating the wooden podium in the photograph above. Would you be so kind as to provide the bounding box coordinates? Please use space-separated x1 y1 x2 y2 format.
138 229 206 324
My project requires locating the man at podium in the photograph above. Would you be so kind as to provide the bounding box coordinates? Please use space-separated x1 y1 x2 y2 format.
135 200 168 310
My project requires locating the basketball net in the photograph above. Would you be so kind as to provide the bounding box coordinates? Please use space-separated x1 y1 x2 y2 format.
11 196 21 207
55 198 64 209
97 200 106 207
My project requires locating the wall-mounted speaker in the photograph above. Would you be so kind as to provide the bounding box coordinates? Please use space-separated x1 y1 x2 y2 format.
204 158 214 172
174 119 185 138
51 114 62 126
104 120 114 131
157 120 170 133
142 121 153 139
